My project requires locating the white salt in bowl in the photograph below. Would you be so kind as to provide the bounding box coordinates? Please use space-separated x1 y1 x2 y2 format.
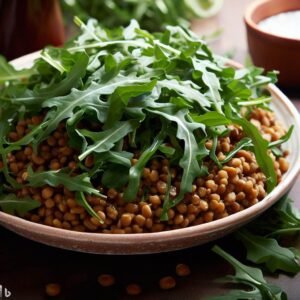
245 0 300 87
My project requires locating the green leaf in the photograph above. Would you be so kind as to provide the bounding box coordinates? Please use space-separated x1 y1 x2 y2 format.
147 109 205 219
0 109 21 188
269 126 294 148
191 58 223 113
221 137 252 164
0 56 36 83
0 193 40 215
191 111 231 126
236 229 300 273
105 80 157 128
36 74 148 144
101 164 130 189
78 120 139 161
75 192 104 224
212 245 287 300
158 144 176 156
157 79 211 108
124 126 167 201
27 167 103 197
231 114 276 193
1 51 89 108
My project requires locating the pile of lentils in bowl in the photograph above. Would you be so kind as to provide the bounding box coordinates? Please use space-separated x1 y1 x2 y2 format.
0 20 291 233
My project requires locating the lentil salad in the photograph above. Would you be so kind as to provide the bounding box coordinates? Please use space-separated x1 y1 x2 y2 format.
0 19 292 234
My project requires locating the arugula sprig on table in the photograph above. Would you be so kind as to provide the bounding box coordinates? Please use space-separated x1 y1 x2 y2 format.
211 195 300 299
211 246 288 300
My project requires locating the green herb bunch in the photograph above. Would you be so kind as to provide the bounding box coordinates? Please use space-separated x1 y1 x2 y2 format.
61 0 224 32
0 19 288 218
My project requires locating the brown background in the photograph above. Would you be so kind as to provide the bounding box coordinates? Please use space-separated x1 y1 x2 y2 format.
1 0 300 299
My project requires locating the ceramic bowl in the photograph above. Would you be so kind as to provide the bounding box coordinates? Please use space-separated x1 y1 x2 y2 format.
0 52 300 254
244 0 300 88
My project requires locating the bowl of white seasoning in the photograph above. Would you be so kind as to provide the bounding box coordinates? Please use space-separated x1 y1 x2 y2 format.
244 0 300 88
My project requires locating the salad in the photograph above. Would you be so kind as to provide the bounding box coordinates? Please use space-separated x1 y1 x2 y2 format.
0 19 292 233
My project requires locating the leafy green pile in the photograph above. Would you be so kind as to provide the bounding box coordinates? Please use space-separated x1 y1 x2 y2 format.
61 0 223 32
0 19 286 219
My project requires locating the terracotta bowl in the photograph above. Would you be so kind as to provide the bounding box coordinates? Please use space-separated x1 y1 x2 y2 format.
244 0 300 88
0 52 300 254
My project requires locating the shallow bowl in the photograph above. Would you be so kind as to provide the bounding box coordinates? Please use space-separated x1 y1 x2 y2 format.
0 52 300 254
244 0 300 88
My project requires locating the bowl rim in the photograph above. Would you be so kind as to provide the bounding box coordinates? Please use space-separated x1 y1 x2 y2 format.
1 53 300 251
244 0 300 44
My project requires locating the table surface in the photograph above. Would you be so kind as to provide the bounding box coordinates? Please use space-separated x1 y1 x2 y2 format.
1 1 300 299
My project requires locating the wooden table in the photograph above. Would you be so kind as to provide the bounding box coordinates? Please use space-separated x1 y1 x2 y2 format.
1 1 300 299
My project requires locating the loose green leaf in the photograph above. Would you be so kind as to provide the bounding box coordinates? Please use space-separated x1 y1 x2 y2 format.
236 229 300 273
212 245 287 300
0 193 40 215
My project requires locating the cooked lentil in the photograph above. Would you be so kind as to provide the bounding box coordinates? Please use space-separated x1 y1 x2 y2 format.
97 274 115 287
45 283 61 297
0 108 289 234
175 263 191 277
159 276 177 290
126 283 142 296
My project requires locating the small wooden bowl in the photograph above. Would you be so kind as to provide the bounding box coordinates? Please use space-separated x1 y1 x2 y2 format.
245 0 300 88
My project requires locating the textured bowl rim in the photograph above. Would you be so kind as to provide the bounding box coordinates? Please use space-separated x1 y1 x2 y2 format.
1 52 300 253
244 0 300 44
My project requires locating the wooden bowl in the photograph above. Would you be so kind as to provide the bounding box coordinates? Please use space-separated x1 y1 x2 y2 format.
244 0 300 88
0 52 300 254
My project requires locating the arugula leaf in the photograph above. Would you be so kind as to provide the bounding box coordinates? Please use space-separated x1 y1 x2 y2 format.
231 115 276 193
212 245 287 300
27 167 104 197
105 80 157 128
157 79 210 108
36 74 148 144
236 229 300 274
269 126 294 148
101 164 130 189
75 192 104 224
221 137 252 164
191 111 231 126
0 109 21 188
146 109 205 219
78 120 139 161
191 58 223 113
1 52 88 108
0 56 36 83
124 126 167 201
209 133 222 169
0 193 40 215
